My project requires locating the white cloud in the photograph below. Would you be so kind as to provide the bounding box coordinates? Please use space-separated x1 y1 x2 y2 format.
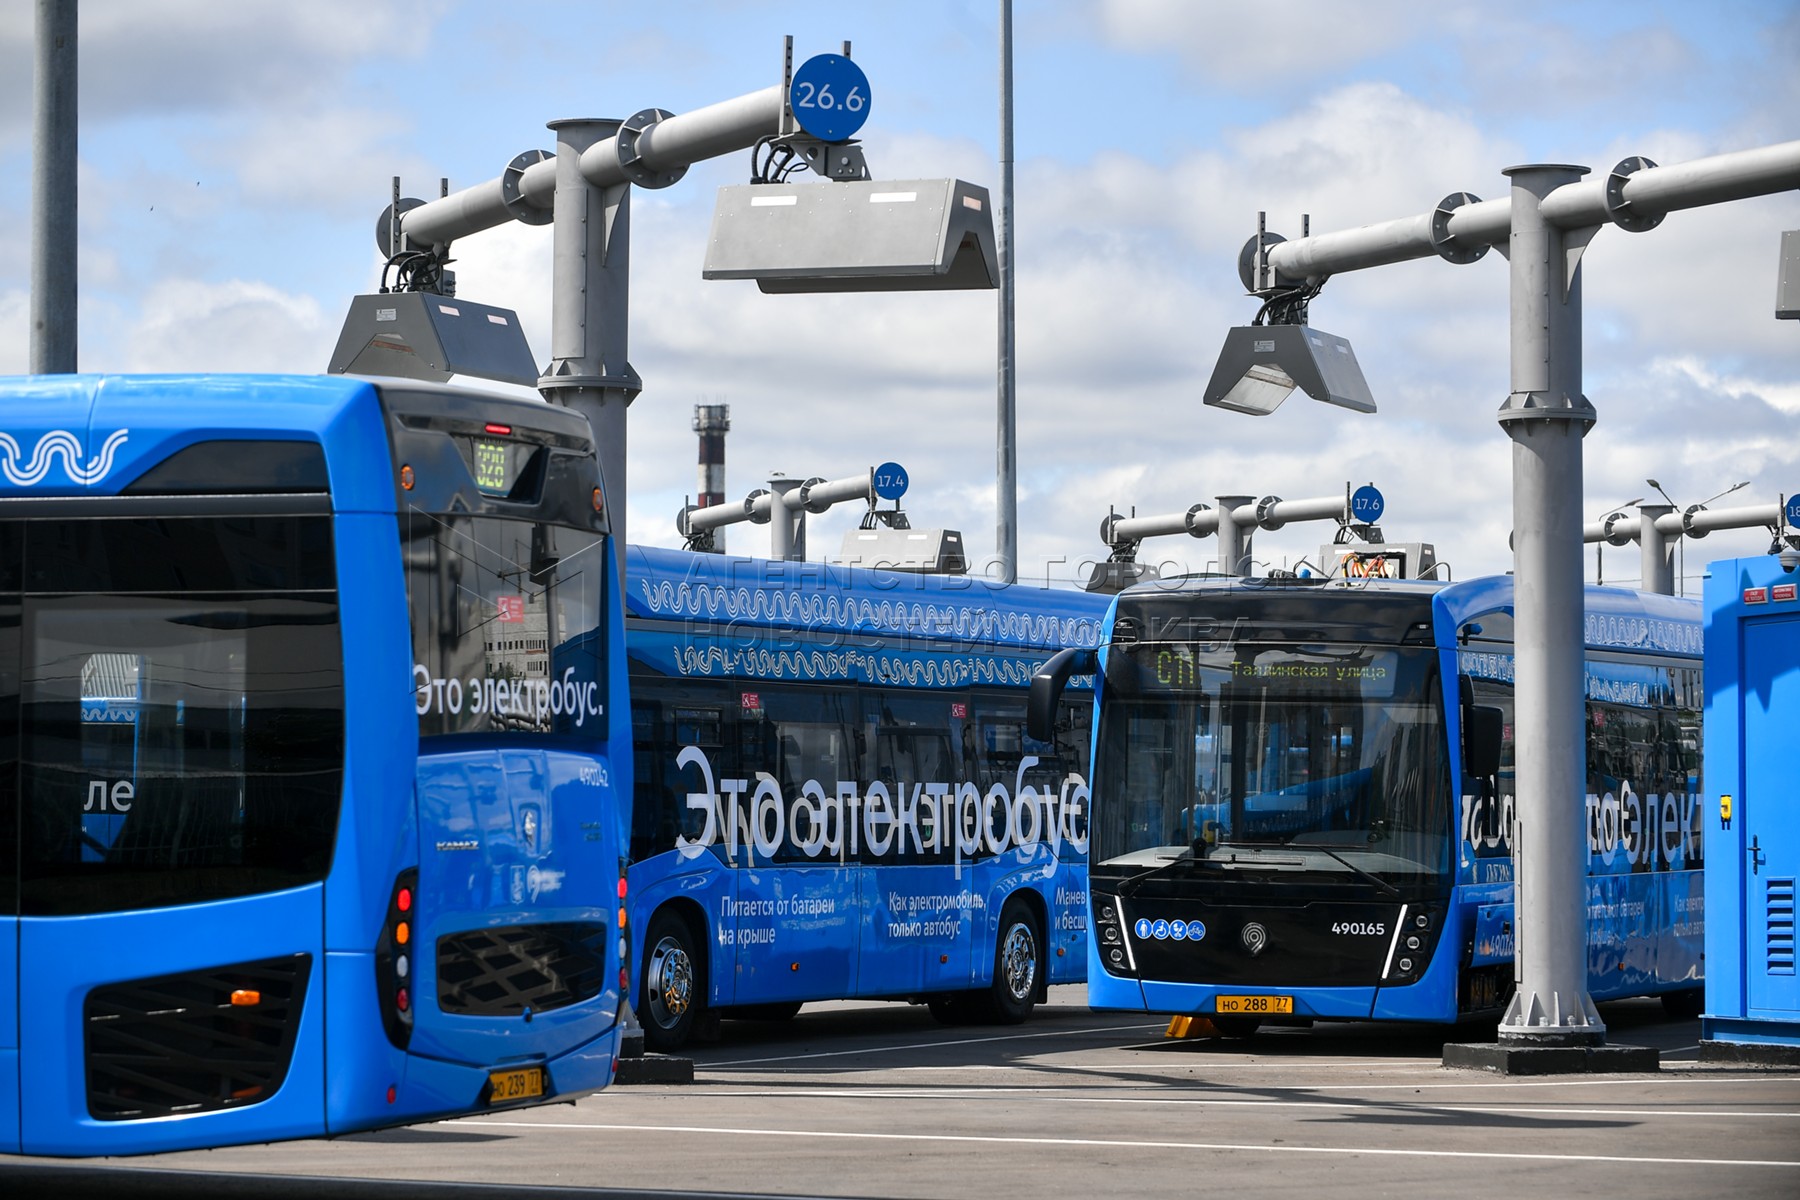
0 1 452 132
1095 0 1434 84
117 278 331 374
0 290 28 374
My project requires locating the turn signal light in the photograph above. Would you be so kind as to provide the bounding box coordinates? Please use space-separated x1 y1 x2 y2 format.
229 989 262 1007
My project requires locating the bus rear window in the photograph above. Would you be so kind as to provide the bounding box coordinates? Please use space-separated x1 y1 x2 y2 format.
9 516 344 916
404 512 609 741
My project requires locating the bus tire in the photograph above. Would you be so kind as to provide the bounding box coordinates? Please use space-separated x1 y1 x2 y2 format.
981 899 1043 1025
727 1002 803 1022
1660 987 1704 1020
641 908 704 1052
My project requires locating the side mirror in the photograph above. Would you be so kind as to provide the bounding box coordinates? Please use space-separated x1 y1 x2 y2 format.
1026 647 1098 743
1464 705 1504 779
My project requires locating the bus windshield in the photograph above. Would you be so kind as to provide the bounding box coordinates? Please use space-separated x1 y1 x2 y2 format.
1092 641 1451 886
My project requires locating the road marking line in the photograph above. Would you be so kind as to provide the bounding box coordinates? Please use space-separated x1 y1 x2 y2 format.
644 1086 1800 1119
706 1020 1162 1066
452 1120 1800 1168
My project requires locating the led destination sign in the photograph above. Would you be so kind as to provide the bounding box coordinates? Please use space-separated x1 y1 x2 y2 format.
1140 644 1402 699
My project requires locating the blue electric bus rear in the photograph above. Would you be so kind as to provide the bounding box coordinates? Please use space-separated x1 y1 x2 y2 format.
0 374 631 1156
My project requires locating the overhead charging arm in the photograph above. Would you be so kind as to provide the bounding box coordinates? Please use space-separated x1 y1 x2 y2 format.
1098 485 1376 578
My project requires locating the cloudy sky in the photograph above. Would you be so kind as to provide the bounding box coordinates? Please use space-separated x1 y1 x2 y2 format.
2 0 1796 591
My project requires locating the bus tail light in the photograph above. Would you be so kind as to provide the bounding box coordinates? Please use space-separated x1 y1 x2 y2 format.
617 861 631 1003
375 868 420 1049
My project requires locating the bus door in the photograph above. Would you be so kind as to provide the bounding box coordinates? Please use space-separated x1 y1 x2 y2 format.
857 693 973 995
730 687 858 1003
1743 618 1800 1017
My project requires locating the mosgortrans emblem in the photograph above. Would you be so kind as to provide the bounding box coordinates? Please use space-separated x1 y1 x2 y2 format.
1135 917 1206 942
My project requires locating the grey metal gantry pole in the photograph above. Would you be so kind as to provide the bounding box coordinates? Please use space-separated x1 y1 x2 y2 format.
996 0 1019 584
30 0 77 374
1243 139 1800 1055
1496 165 1600 1040
384 87 787 591
1583 499 1786 595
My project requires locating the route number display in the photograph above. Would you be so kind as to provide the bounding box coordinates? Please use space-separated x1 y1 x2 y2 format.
873 461 909 501
789 53 871 142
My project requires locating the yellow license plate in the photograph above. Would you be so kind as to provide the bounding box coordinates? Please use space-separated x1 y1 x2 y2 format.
1216 995 1294 1015
488 1066 546 1104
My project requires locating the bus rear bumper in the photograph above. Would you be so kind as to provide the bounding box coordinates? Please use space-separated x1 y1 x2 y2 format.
340 1019 624 1135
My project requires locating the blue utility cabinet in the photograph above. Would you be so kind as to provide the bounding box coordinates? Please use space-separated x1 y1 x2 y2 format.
1702 555 1800 1051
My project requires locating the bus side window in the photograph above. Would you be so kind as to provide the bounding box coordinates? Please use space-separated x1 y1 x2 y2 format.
861 690 958 864
754 686 850 864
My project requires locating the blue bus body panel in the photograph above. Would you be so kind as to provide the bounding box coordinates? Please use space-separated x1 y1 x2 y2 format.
411 747 624 1069
627 544 1105 652
0 921 15 1153
18 887 327 1156
0 374 392 510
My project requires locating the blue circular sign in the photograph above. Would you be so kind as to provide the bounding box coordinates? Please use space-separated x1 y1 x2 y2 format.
1351 484 1385 524
790 54 872 142
1170 920 1188 941
1786 493 1800 529
1134 918 1152 940
1188 920 1206 942
1151 919 1170 940
873 461 909 501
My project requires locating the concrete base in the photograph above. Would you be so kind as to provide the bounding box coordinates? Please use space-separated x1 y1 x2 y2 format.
1443 1041 1660 1075
614 1052 695 1085
1698 1039 1800 1067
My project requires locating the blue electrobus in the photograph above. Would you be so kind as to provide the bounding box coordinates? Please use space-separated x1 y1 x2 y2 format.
1029 573 1703 1033
0 374 632 1155
624 545 1105 1049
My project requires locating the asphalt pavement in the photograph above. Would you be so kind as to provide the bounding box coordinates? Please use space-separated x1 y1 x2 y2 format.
6 986 1798 1199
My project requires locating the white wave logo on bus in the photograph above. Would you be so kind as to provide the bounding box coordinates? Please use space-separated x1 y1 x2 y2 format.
672 744 1089 877
638 578 1102 649
0 428 130 487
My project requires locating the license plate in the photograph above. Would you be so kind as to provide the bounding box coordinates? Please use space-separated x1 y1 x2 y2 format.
488 1066 546 1104
1216 995 1294 1015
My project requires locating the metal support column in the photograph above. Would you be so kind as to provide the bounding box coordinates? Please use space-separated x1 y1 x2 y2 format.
538 118 642 593
768 476 802 561
1495 165 1603 1046
995 0 1018 584
30 0 77 374
1637 502 1676 595
1214 495 1255 576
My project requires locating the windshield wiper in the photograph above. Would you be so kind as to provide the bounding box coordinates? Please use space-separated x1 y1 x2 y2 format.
1115 843 1218 896
1299 842 1404 900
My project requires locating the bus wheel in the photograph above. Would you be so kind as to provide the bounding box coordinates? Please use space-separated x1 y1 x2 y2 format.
1211 1016 1262 1038
983 900 1043 1025
728 1002 803 1022
1660 988 1704 1020
641 910 704 1051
